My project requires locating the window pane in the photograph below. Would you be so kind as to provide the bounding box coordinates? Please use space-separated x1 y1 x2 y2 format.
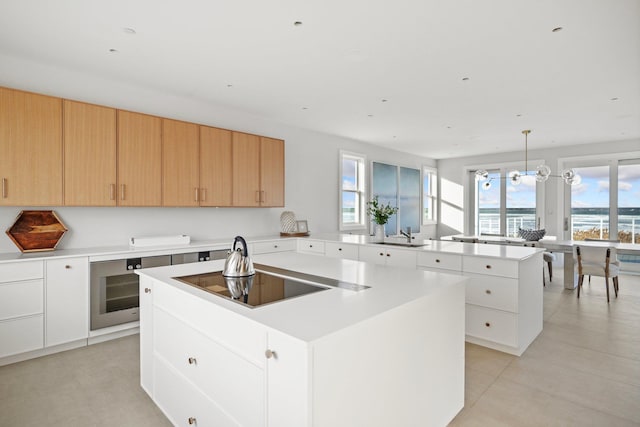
571 166 610 240
400 167 420 232
372 162 398 234
505 173 537 237
477 172 501 235
342 158 357 191
342 191 357 224
618 163 640 244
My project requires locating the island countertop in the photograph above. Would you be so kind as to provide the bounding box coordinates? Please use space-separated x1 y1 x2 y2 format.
137 251 468 343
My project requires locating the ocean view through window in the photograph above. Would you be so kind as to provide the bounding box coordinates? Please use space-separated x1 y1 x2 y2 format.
340 151 365 230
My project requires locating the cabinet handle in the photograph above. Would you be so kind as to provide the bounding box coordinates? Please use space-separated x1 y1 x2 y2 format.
338 248 342 251
261 190 266 203
120 184 126 200
435 259 441 263
188 417 197 425
265 349 277 359
309 245 313 248
109 184 115 200
485 322 491 327
65 265 72 269
485 289 492 294
485 265 492 269
188 357 197 365
1 178 6 198
200 188 206 202
379 252 384 256
194 188 199 202
386 253 391 257
274 245 278 248
144 288 151 294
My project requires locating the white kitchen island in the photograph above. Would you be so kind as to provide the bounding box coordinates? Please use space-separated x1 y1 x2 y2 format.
137 252 467 427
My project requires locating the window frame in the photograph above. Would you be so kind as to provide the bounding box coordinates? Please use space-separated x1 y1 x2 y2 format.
339 150 367 231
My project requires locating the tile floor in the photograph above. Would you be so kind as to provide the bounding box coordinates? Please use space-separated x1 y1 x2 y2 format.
1 269 639 426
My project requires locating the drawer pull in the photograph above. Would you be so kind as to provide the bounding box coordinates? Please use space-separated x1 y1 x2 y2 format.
486 265 492 269
274 245 278 248
338 248 342 251
144 288 151 294
435 259 441 263
379 252 384 256
188 357 197 365
485 322 491 328
386 253 391 257
485 289 492 294
265 349 277 359
65 265 72 269
309 245 313 248
188 417 197 425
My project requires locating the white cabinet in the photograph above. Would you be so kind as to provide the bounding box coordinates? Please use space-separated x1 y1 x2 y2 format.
139 277 154 395
296 239 325 254
324 242 359 260
359 245 417 268
0 261 44 358
416 252 462 272
45 257 89 347
253 239 297 254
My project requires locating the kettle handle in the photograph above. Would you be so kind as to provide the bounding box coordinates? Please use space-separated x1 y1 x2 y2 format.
232 236 249 257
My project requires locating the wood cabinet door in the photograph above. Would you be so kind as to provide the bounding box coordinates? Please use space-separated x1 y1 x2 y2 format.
260 137 285 207
199 126 232 206
63 100 117 206
232 132 260 207
117 110 162 206
0 87 62 206
162 119 199 206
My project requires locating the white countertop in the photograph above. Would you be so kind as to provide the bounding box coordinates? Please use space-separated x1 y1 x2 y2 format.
137 252 468 343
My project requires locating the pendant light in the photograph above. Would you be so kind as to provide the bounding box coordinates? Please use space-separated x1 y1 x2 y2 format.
475 130 581 190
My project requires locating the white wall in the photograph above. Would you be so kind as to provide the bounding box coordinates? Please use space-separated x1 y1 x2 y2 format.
0 53 436 253
437 139 640 238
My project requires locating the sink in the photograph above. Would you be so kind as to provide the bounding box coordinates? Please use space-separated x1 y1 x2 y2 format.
375 241 429 248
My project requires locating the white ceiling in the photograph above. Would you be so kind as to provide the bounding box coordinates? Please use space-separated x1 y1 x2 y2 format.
1 0 638 159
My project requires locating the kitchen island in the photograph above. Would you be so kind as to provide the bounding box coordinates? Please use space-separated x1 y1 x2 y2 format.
137 252 467 427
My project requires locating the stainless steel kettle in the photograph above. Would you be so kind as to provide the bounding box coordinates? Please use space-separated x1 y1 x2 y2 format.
222 236 255 277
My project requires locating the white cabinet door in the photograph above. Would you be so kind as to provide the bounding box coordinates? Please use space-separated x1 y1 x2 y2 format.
267 330 310 427
296 239 325 254
384 247 417 268
324 242 359 260
358 245 387 265
45 257 89 347
139 276 154 396
253 239 297 254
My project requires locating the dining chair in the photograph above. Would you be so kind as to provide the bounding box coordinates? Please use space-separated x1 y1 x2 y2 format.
574 245 620 303
584 238 621 283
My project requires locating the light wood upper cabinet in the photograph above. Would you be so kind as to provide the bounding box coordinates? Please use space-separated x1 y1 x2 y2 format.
117 111 162 206
232 132 261 207
63 100 117 206
162 119 200 207
200 126 232 207
0 87 62 206
260 137 284 207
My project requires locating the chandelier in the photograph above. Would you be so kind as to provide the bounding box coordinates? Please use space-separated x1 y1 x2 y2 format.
475 130 581 190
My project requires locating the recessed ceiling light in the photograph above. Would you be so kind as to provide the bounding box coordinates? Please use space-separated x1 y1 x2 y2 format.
611 97 619 101
123 27 137 34
109 48 118 53
302 107 308 110
447 126 452 129
293 21 303 26
462 77 470 81
516 114 522 117
226 84 233 87
367 114 373 117
393 136 397 139
552 27 563 32
381 99 388 103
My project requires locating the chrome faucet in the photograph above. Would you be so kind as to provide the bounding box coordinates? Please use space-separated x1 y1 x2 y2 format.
400 226 412 243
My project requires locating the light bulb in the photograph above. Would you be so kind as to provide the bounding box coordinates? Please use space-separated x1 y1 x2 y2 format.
475 170 489 181
561 169 575 180
566 174 582 185
509 170 521 185
535 165 551 182
482 181 492 190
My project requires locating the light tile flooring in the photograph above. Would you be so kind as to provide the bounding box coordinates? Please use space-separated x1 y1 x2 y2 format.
1 270 639 426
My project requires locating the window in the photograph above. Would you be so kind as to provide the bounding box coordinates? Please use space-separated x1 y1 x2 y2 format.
371 162 421 234
472 166 543 237
340 151 366 230
423 167 438 224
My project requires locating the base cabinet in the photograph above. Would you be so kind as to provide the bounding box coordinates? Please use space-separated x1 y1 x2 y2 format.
358 245 417 267
45 257 89 347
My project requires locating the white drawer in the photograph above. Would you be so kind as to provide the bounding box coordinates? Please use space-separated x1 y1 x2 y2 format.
154 281 266 366
0 315 44 358
0 261 43 283
463 257 519 278
465 274 518 312
252 239 297 254
0 279 44 320
417 252 462 272
154 356 242 427
154 308 264 427
296 239 325 254
324 242 359 260
466 305 517 347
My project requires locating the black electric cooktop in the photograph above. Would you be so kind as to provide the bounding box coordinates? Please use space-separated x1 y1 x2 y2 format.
173 263 368 308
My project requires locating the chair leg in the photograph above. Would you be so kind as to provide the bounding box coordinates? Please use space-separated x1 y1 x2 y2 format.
605 276 610 303
577 275 583 298
543 267 545 287
547 261 553 281
613 277 619 297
